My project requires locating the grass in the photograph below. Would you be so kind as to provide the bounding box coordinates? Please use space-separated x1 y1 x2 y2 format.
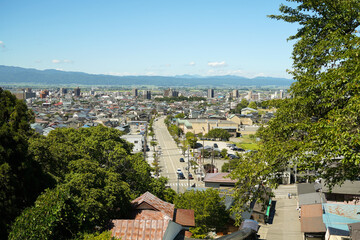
230 134 260 151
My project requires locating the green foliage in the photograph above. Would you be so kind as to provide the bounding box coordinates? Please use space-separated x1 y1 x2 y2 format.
175 189 229 238
174 113 185 118
220 148 228 158
13 126 172 238
230 99 249 113
0 88 53 239
260 99 285 109
82 231 117 240
231 0 360 225
9 159 132 239
247 101 257 109
185 132 198 148
205 128 231 141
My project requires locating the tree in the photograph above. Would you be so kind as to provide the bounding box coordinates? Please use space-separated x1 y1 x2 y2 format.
231 99 249 114
9 159 132 240
185 132 198 148
174 113 185 118
0 88 53 239
206 128 231 141
175 189 229 238
248 101 257 109
230 0 360 225
150 140 158 152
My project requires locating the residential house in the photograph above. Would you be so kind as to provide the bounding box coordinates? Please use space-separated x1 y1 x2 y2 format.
110 192 195 240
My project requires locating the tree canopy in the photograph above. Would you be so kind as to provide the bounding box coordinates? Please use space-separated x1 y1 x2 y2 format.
10 125 174 238
206 128 231 141
175 189 229 238
231 0 360 224
0 88 53 239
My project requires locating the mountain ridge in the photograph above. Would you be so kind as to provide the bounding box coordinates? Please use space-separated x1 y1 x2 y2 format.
0 65 294 87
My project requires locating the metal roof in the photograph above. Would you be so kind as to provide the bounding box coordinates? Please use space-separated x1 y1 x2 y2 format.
111 219 169 240
323 203 360 231
203 173 237 184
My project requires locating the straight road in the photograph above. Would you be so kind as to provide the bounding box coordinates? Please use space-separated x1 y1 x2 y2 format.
153 117 198 192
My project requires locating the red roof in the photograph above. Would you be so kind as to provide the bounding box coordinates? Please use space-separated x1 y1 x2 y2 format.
174 209 195 227
131 192 174 220
111 219 169 240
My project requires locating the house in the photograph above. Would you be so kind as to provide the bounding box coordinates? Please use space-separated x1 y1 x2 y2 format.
121 134 144 153
321 180 360 203
110 192 195 240
176 118 240 137
203 173 237 188
300 204 326 240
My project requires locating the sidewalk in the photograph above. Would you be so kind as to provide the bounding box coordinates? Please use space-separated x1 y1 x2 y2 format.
258 184 302 240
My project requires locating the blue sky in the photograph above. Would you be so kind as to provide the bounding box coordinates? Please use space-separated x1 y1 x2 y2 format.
0 0 299 78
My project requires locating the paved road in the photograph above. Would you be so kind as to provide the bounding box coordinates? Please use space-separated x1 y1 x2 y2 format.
153 117 199 192
258 184 302 240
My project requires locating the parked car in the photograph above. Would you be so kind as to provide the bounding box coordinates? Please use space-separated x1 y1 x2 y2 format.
180 157 185 162
233 147 245 152
176 168 182 174
228 154 240 159
188 173 193 179
213 143 218 148
227 143 236 148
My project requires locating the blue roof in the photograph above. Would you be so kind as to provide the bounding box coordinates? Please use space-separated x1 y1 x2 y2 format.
322 204 360 231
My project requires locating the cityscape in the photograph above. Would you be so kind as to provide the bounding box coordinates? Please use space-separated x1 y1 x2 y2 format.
1 1 360 240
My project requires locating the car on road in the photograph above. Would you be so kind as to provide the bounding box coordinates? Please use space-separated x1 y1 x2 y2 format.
176 168 182 174
179 157 185 162
178 172 185 179
188 173 193 179
213 143 218 148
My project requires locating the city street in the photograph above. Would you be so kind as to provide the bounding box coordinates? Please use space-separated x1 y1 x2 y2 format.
153 117 201 192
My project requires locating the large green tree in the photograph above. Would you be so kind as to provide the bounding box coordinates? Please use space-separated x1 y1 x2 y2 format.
9 159 132 240
206 128 231 141
175 189 229 238
231 0 360 224
0 88 53 239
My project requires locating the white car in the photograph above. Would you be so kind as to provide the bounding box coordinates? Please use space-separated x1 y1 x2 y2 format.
176 168 182 174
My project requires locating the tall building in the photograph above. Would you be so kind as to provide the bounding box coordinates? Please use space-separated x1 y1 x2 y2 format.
171 89 179 97
74 87 81 97
60 88 68 95
132 88 138 97
143 90 151 100
207 89 214 98
279 90 284 99
164 88 171 97
232 89 239 98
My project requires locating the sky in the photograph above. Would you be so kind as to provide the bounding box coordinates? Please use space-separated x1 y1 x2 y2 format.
0 0 299 78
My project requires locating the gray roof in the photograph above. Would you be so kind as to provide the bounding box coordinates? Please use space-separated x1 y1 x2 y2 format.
297 183 317 195
321 180 360 195
298 192 326 207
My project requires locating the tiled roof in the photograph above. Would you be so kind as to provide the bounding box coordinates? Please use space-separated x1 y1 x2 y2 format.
132 192 175 220
203 173 237 183
111 219 169 240
174 209 195 227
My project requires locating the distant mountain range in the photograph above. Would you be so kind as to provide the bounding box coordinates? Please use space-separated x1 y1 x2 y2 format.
0 65 294 87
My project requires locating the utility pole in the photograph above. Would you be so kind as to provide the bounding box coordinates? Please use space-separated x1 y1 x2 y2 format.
188 145 190 188
211 147 214 173
143 123 148 162
177 173 179 194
